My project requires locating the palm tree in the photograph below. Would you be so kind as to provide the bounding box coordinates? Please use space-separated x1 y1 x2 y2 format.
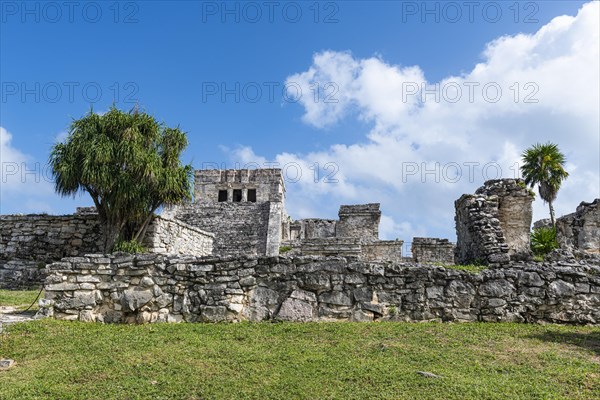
521 143 569 227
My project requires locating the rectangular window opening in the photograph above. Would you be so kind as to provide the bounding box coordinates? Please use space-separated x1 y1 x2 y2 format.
218 190 228 202
247 189 257 202
233 189 242 202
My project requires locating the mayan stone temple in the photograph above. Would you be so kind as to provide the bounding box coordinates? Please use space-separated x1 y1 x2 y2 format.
1 170 599 324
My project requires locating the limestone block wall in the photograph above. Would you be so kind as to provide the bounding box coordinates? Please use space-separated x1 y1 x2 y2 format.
455 194 509 265
556 199 599 253
0 212 214 288
0 213 103 288
45 254 600 324
299 238 363 258
476 179 533 260
143 216 214 256
288 219 337 241
165 201 280 257
361 241 404 263
0 213 103 262
0 261 47 290
412 238 455 265
194 169 285 204
336 204 381 240
455 179 533 265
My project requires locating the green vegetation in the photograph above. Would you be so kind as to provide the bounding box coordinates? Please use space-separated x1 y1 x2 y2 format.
1 320 598 399
521 143 569 226
279 245 293 253
439 264 488 273
113 239 147 254
0 290 42 311
517 180 536 198
531 227 559 257
49 106 193 252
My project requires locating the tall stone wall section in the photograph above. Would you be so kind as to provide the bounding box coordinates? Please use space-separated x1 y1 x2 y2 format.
0 214 103 288
455 194 508 265
44 255 600 324
0 214 103 262
455 179 533 265
556 199 599 253
165 202 280 257
0 213 214 289
476 179 533 259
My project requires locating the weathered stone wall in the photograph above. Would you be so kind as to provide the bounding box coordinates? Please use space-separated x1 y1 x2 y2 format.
299 238 363 258
361 241 404 263
291 238 403 262
194 169 285 204
288 219 337 241
455 194 508 265
476 179 533 260
412 238 455 265
336 204 381 240
556 199 599 253
0 213 103 262
143 216 214 256
0 212 214 288
0 261 47 290
455 179 533 265
45 254 600 324
0 213 103 288
165 202 279 256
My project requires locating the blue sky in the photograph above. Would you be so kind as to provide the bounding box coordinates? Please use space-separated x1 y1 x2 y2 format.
1 1 598 241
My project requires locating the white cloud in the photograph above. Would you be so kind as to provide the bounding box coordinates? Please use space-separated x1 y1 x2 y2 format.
233 2 600 241
1 126 56 214
54 131 69 143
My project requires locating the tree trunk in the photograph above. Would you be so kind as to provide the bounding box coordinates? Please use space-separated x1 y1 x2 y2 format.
103 221 121 253
133 212 155 244
549 201 556 227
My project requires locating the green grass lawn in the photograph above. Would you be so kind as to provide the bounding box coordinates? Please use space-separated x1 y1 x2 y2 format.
0 319 598 399
0 289 43 311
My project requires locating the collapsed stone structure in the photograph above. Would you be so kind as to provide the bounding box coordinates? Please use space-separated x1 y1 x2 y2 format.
455 179 534 265
555 199 599 253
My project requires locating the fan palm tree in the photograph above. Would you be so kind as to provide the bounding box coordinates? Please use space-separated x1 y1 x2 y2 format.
521 143 569 227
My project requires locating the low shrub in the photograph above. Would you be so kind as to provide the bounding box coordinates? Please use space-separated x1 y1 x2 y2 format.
113 239 146 254
530 227 558 256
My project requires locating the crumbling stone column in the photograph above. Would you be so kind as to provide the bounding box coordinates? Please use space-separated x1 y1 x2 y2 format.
556 199 599 253
455 179 533 265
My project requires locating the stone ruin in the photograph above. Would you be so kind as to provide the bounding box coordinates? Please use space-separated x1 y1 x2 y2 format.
41 253 600 324
455 179 534 265
412 238 455 265
2 170 600 325
164 169 408 263
555 199 599 254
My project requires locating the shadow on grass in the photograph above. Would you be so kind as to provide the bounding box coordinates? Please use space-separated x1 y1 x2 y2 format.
530 330 600 356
